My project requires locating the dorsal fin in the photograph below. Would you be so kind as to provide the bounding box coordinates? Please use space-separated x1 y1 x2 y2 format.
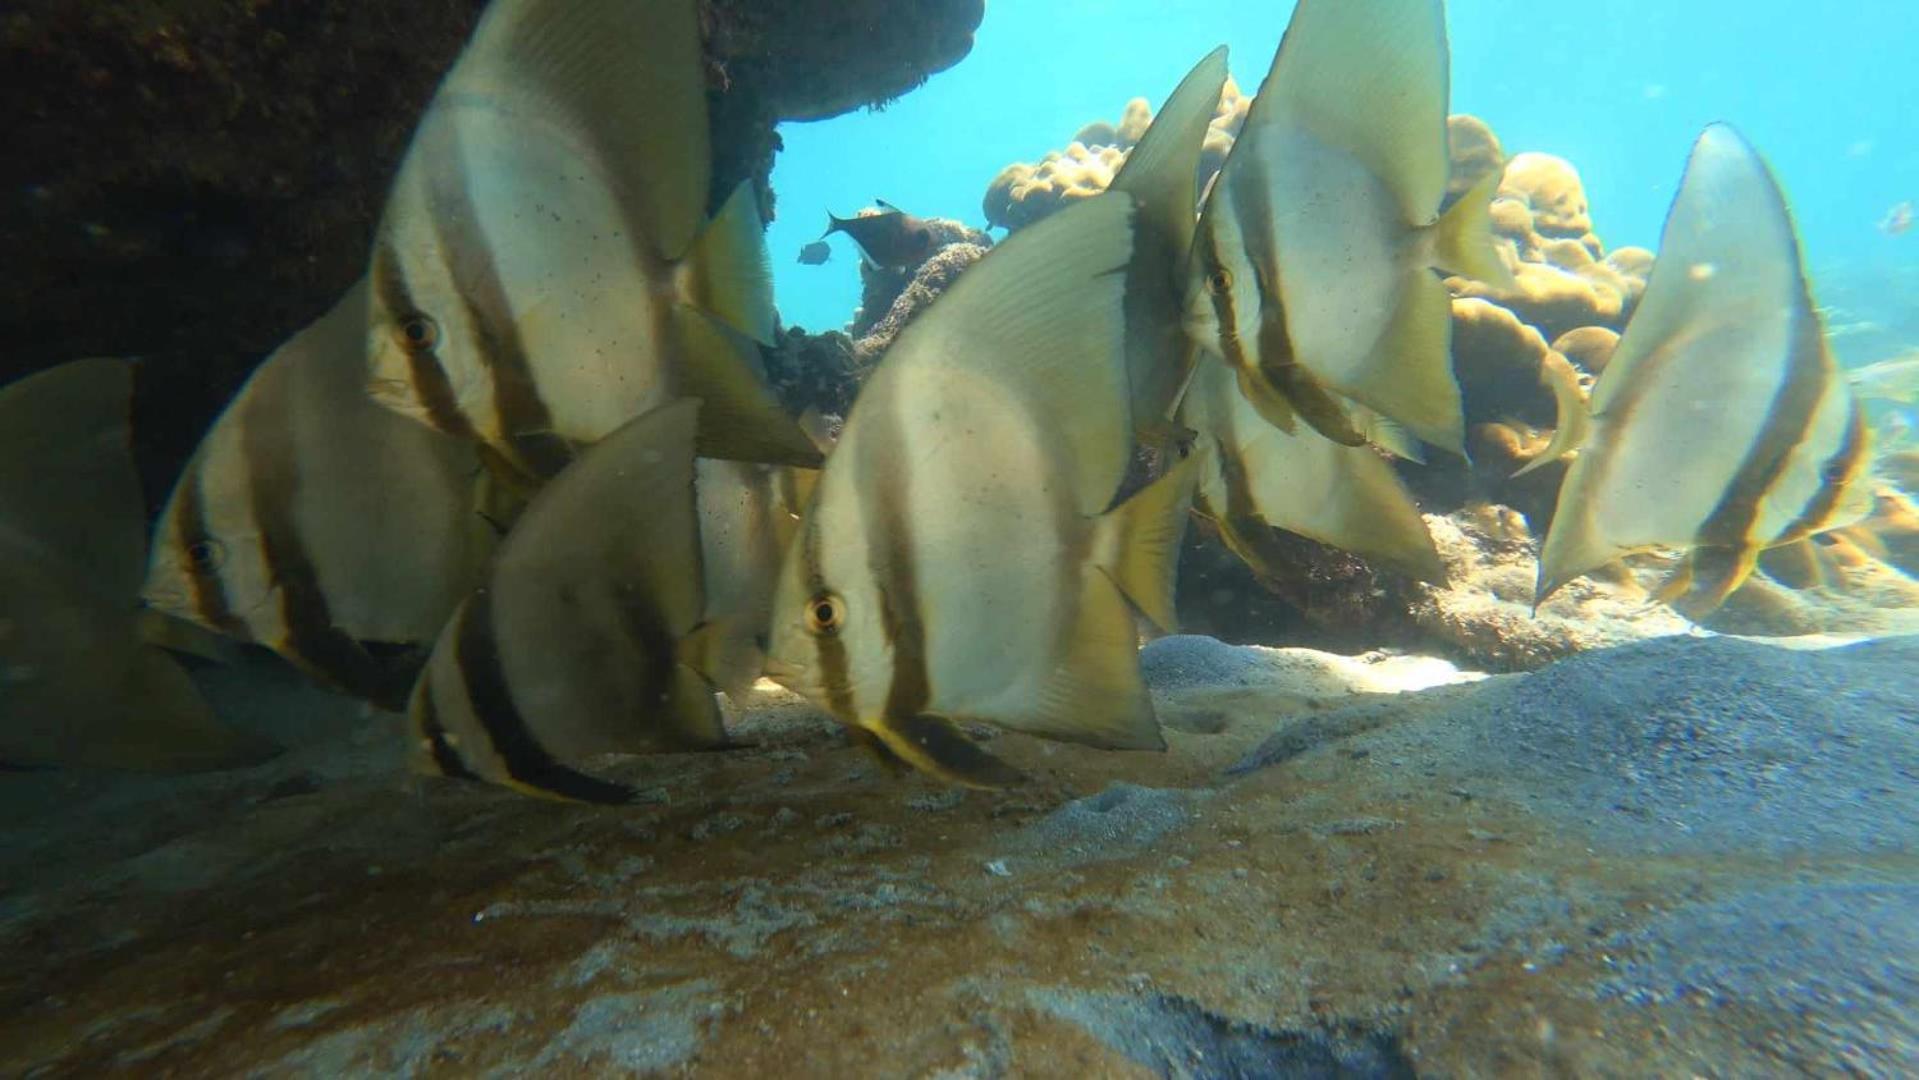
1111 46 1227 269
445 0 710 260
1111 47 1229 436
1258 0 1449 223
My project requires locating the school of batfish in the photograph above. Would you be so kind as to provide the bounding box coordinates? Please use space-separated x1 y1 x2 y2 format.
0 0 1874 799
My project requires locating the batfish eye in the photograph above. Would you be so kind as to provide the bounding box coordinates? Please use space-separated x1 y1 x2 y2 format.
186 539 226 572
397 314 439 351
1208 266 1233 294
805 592 845 635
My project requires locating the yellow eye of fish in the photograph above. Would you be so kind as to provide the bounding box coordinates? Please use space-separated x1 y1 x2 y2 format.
397 315 439 351
805 593 844 635
1208 266 1233 294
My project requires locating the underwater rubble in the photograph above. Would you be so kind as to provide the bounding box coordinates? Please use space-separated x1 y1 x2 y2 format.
2 633 1912 1074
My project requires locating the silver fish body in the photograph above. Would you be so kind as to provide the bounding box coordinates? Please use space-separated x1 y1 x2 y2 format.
1184 0 1511 455
365 0 817 483
1538 124 1873 617
145 283 499 708
765 193 1195 786
2 360 273 771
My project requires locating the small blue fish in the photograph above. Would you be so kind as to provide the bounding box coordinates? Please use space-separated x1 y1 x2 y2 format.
797 240 831 265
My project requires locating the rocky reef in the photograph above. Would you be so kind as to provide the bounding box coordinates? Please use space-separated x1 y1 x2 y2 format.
4 632 1912 1073
1 0 984 498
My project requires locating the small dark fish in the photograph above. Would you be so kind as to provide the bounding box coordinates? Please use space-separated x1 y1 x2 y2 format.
822 199 938 268
797 239 832 265
1880 200 1913 235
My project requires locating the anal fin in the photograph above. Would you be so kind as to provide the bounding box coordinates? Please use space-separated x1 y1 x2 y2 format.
682 183 776 346
1664 544 1762 621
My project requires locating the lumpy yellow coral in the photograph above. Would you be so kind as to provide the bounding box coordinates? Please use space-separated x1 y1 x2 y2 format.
981 142 1127 231
1443 115 1504 206
983 76 1250 231
1443 139 1655 340
1498 152 1593 239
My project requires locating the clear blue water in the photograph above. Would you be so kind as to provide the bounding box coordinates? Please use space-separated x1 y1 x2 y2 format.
768 0 1919 365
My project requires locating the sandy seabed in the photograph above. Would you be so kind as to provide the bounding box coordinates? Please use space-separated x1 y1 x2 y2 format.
3 631 1914 1076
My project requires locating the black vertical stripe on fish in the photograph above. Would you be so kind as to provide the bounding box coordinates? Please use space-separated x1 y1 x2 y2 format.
452 593 636 804
172 465 243 638
801 507 858 723
238 379 411 709
372 244 478 441
1777 394 1869 543
415 681 478 781
426 145 573 482
610 579 711 747
1669 301 1832 610
1691 303 1830 553
1224 157 1364 445
1205 438 1280 576
460 287 576 480
1223 153 1280 372
866 437 931 722
1196 220 1249 376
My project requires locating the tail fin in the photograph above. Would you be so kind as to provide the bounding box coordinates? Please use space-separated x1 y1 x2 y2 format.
683 183 776 346
1094 452 1201 634
1432 168 1516 289
673 306 825 468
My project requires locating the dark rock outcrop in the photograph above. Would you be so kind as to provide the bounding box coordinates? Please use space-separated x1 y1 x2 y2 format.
1 0 984 495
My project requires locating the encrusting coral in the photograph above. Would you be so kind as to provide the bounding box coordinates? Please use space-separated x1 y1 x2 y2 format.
983 143 1128 231
1441 114 1504 206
